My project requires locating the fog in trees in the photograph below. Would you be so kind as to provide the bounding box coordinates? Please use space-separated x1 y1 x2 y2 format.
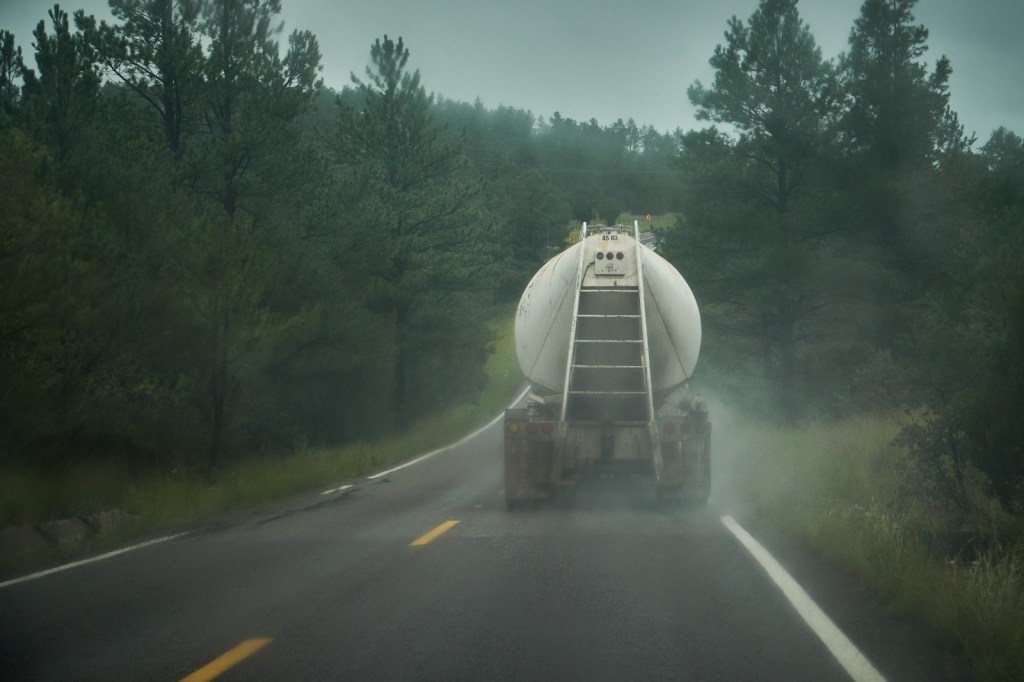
1 0 1021 512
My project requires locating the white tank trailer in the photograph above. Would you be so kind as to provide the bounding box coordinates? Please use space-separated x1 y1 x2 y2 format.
504 222 710 507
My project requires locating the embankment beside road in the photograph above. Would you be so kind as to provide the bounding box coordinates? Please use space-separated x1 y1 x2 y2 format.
715 409 1024 682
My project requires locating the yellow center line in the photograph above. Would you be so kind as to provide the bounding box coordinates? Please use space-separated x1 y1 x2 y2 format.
179 638 272 682
410 520 460 546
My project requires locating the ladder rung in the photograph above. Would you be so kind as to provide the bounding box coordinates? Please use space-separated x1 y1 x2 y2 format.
580 288 639 293
569 390 648 395
576 314 641 319
574 339 642 344
572 364 644 369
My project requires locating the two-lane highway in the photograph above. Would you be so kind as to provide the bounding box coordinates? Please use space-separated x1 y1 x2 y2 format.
0 410 965 681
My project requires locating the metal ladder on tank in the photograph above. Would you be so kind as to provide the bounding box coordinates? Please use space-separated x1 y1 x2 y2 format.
558 221 665 481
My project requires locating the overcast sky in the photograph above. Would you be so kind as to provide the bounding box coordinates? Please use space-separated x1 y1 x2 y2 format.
2 0 1022 142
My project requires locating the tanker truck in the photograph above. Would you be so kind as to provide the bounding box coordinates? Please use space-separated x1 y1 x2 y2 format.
504 221 710 508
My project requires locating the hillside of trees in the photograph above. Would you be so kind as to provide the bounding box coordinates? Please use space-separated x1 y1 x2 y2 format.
659 0 1024 513
1 0 1021 513
0 1 684 476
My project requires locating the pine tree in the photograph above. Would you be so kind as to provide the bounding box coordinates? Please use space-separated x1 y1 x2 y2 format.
671 0 842 420
195 0 321 219
77 0 205 157
0 30 25 116
22 5 100 160
335 36 491 427
837 0 971 350
840 0 962 170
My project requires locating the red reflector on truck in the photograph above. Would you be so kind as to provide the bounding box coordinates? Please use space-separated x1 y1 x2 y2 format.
541 422 553 433
662 422 676 434
525 422 538 434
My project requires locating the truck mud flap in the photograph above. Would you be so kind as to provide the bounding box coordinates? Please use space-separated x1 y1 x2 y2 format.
504 436 556 506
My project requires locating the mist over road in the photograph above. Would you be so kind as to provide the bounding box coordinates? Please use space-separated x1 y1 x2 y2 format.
0 416 962 681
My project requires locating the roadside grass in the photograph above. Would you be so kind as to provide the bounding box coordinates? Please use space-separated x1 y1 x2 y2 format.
123 308 522 528
616 212 680 231
0 308 522 571
718 412 1024 681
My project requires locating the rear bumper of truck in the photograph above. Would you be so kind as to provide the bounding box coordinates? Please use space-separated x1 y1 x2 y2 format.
503 408 711 506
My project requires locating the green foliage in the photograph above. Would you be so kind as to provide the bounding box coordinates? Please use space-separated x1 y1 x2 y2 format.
431 98 685 297
0 307 522 580
0 127 143 464
334 35 493 427
80 0 206 155
191 0 322 218
895 207 1024 511
658 0 1023 519
1 0 1021 543
4 8 498 473
835 0 968 307
0 29 25 115
21 4 101 160
688 0 836 156
668 0 845 421
979 127 1024 208
721 413 1024 681
840 0 962 168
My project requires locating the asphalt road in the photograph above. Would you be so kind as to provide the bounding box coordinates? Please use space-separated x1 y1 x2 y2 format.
0 413 966 681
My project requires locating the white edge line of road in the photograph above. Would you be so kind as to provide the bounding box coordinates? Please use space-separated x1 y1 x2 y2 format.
2 389 531 591
0 531 191 590
720 515 887 682
320 484 354 496
365 386 531 481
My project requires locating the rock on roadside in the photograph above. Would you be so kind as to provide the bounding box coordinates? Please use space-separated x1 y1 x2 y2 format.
1 510 135 569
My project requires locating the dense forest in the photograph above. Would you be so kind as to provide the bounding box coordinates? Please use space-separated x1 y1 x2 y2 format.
1 0 1021 513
